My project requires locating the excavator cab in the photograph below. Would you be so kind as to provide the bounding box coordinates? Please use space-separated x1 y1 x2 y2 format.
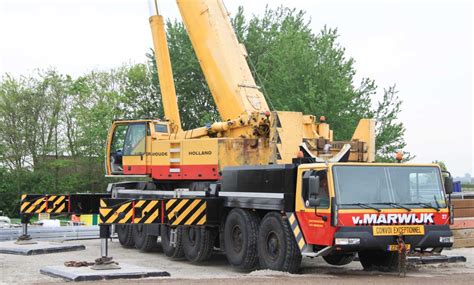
106 120 157 176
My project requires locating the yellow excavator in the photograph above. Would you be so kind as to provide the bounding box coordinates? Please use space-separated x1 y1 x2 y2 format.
105 0 375 187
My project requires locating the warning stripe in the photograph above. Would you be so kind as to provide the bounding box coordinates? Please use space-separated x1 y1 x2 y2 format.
20 195 68 214
134 200 160 224
47 196 67 214
167 199 207 226
24 198 45 214
99 202 133 224
185 202 206 225
287 212 306 252
167 199 190 220
99 199 161 225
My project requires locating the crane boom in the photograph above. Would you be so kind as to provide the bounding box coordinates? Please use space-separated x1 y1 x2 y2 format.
149 12 182 132
176 0 269 121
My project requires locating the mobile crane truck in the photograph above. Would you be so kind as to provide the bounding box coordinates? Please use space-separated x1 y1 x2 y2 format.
18 0 454 273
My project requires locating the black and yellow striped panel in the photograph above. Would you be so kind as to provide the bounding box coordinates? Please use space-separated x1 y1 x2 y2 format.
46 195 68 214
166 198 206 226
99 200 134 225
287 212 306 252
20 195 46 214
133 200 160 224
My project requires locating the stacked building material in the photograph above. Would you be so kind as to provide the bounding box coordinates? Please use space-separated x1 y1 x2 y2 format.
451 199 474 247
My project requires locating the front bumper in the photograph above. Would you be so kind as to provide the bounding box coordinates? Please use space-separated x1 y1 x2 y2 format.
333 225 453 252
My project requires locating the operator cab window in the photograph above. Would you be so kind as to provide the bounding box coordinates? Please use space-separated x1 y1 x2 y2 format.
110 124 128 174
123 123 146 156
155 124 168 133
317 172 330 208
302 170 330 209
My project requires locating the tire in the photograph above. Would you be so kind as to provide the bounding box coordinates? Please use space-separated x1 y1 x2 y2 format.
116 224 134 248
257 212 302 273
160 224 184 258
323 253 355 266
358 250 398 271
223 208 260 270
182 226 216 263
132 224 158 252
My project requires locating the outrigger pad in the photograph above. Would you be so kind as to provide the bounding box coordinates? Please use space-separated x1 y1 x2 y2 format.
41 263 170 282
0 241 85 255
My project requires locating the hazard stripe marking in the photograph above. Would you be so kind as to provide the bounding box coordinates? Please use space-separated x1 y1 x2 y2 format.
197 214 206 225
172 199 201 225
47 196 67 213
25 198 44 213
166 199 207 226
99 199 162 225
168 199 189 220
287 212 306 252
185 203 206 225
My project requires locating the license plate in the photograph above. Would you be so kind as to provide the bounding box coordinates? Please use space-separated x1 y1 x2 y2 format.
373 225 425 236
387 244 411 251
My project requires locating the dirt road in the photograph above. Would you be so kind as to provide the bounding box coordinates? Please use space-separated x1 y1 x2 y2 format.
1 239 473 284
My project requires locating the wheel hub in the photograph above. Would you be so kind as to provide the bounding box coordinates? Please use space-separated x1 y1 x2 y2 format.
266 231 280 260
188 227 197 246
231 225 243 253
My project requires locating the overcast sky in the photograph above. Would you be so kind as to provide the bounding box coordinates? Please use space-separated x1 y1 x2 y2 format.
0 0 472 177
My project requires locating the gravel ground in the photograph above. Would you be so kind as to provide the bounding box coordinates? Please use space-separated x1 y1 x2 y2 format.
0 239 473 284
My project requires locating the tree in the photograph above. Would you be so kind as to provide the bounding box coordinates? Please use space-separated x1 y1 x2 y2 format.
432 160 448 171
372 86 413 161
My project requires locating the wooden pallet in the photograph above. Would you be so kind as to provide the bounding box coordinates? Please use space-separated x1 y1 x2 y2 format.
453 199 474 218
451 217 474 248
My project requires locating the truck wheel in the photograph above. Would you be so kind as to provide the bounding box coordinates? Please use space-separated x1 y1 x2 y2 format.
160 224 184 258
116 224 134 248
257 212 301 273
223 208 259 270
132 224 158 252
183 226 215 263
323 253 355 266
358 250 398 271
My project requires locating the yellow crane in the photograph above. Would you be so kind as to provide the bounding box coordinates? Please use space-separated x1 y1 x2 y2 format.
105 0 375 186
19 1 454 274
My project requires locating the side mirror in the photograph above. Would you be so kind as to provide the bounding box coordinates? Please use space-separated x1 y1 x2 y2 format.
306 176 320 207
444 176 454 194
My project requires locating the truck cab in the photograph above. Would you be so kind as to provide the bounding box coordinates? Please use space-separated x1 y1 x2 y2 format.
296 162 453 269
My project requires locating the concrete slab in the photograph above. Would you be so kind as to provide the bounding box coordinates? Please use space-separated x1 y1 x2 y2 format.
0 241 85 255
40 263 170 282
353 254 467 264
407 255 467 264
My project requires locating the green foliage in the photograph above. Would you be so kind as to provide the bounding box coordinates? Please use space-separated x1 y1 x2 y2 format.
432 160 448 172
372 86 413 162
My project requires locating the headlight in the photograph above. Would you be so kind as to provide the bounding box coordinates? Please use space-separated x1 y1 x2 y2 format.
440 236 454 243
335 238 360 245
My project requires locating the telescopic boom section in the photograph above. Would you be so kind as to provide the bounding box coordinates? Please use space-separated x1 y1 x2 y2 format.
149 13 182 132
176 0 270 121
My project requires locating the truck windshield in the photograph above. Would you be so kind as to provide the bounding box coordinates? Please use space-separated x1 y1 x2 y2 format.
333 166 446 209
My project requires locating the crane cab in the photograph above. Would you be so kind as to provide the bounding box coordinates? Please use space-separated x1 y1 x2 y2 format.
106 119 170 176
